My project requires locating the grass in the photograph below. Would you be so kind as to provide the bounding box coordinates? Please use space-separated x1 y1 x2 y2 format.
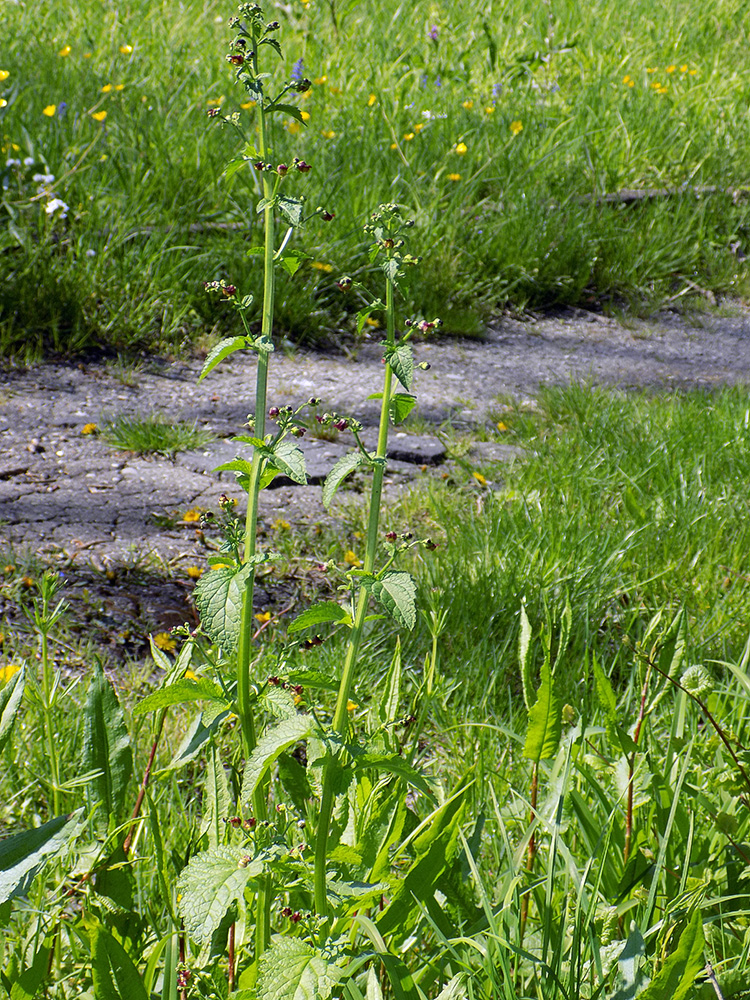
2 0 750 358
100 412 215 455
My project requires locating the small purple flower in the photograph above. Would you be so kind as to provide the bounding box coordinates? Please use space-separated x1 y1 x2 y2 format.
56 102 68 119
435 75 442 87
291 57 304 81
492 83 503 98
428 25 439 42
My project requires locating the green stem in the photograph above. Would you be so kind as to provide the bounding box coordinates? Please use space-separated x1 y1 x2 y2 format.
40 630 61 816
314 272 396 920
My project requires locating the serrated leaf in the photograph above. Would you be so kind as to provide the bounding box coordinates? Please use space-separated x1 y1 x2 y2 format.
278 195 304 227
247 246 265 256
214 458 256 476
288 602 351 633
389 393 416 425
523 660 561 762
322 451 369 508
281 255 303 276
90 920 149 1000
285 669 340 691
242 716 314 804
388 345 414 390
262 683 297 720
194 563 254 653
200 744 232 849
177 847 262 943
272 438 307 484
0 667 24 755
269 103 306 124
0 811 82 905
198 337 248 382
164 708 231 771
368 572 417 630
382 257 400 284
256 936 341 1000
133 678 229 716
638 910 704 1000
83 662 133 824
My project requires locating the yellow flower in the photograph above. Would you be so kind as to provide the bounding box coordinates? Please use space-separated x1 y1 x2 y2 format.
329 86 341 95
115 84 125 90
454 141 467 154
622 74 631 84
153 632 177 652
91 110 107 121
510 120 523 135
414 122 424 132
183 507 203 522
314 75 327 85
344 550 361 567
84 52 92 59
255 611 272 624
497 421 508 432
206 96 225 106
689 69 697 75
680 64 688 72
646 67 657 73
312 261 333 272
186 566 203 579
0 71 9 82
321 129 336 138
211 562 232 570
473 472 488 486
241 100 256 110
0 633 3 645
447 173 461 181
666 64 675 73
119 44 133 54
58 45 71 57
368 93 376 106
347 700 358 712
287 120 301 134
272 518 291 530
390 142 398 149
484 105 495 114
43 105 57 117
101 84 113 93
300 110 311 120
462 99 474 109
184 669 199 680
21 576 34 590
0 100 6 109
404 131 415 141
627 80 634 87
3 565 16 574
0 664 21 684
365 317 380 328
81 422 98 435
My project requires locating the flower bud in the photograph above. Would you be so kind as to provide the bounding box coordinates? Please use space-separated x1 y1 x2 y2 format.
337 276 352 291
277 163 288 176
207 108 220 118
228 53 244 65
321 210 335 221
269 406 280 418
294 78 312 92
291 426 305 437
296 159 311 173
386 531 397 541
254 161 265 171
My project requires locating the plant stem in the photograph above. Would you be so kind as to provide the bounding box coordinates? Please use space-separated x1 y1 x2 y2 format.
314 269 396 920
624 661 651 864
123 709 166 856
519 762 538 945
39 629 61 816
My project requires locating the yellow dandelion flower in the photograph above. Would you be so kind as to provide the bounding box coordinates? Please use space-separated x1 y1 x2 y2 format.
414 122 424 132
58 45 72 57
81 422 98 435
0 100 7 109
485 105 495 114
287 120 301 134
666 64 675 73
186 566 203 579
473 471 488 486
497 421 508 432
254 611 272 624
651 81 660 89
241 100 256 109
183 508 203 522
404 131 415 140
510 120 523 135
347 700 358 712
184 669 199 680
211 562 232 570
312 261 333 272
0 664 21 684
272 518 291 530
91 110 107 121
680 64 688 73
206 96 225 106
689 68 697 75
448 173 461 181
3 565 16 574
100 153 108 161
101 84 113 93
344 550 361 567
368 93 376 106
627 79 634 87
622 75 632 84
365 316 380 328
646 67 657 73
314 75 327 85
119 44 133 54
657 84 669 93
114 84 125 90
153 632 177 652
321 129 336 138
301 110 311 121
390 142 398 149
462 99 474 109
454 141 468 154
43 105 57 117
0 71 9 82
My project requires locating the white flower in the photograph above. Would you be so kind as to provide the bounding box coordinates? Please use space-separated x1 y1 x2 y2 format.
45 198 69 218
85 248 96 257
5 158 21 168
23 156 35 166
33 172 55 184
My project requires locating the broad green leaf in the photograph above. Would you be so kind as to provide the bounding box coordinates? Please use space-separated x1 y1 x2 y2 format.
288 602 351 633
388 344 414 390
352 752 434 799
368 572 417 630
200 744 232 849
389 393 416 425
133 677 228 716
198 337 248 382
380 640 401 725
322 451 369 508
0 811 82 905
255 935 341 1000
177 847 262 943
279 251 306 276
163 707 231 771
518 604 533 711
638 910 704 1000
285 669 340 691
610 924 646 1000
9 941 50 1000
242 716 314 804
0 667 24 755
214 458 256 476
523 660 562 762
268 103 306 124
278 195 305 227
90 921 149 1000
278 753 313 813
194 563 254 652
263 683 297 720
272 439 307 484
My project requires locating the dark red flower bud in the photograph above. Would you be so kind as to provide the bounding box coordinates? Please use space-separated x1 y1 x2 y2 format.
229 816 242 827
337 276 352 291
296 160 311 173
268 675 280 685
293 684 304 695
229 53 244 65
207 108 220 118
290 911 302 923
281 906 293 917
254 161 265 171
385 531 397 541
269 406 280 418
277 163 288 176
321 210 335 221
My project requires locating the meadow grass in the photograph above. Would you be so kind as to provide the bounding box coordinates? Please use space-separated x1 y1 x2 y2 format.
99 411 215 455
2 0 750 358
